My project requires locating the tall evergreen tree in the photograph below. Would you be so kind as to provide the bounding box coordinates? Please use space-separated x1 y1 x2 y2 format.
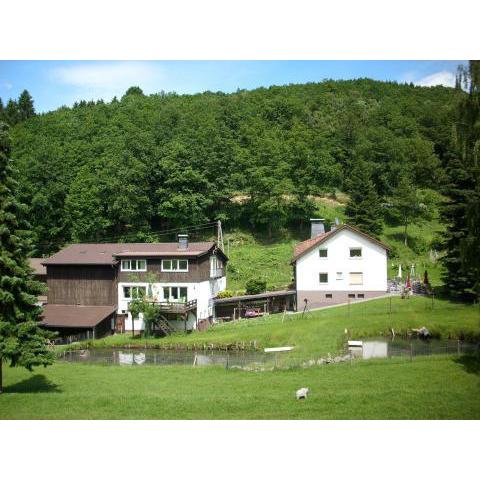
17 90 35 121
388 174 435 246
441 61 480 301
345 160 383 237
0 98 4 121
0 122 54 393
4 99 19 125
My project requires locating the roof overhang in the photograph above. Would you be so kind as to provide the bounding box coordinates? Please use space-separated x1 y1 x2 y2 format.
291 224 390 263
40 304 116 329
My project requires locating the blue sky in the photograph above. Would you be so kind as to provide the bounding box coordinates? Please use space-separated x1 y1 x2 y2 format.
0 60 466 113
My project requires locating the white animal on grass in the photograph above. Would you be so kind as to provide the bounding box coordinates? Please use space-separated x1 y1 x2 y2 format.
296 387 309 400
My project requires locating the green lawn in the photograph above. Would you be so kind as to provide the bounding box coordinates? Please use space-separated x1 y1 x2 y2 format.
81 296 480 358
1 355 479 419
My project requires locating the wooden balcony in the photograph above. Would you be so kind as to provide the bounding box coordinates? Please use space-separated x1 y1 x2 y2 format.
150 299 197 314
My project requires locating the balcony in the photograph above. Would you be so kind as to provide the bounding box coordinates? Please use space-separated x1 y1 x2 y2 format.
210 268 224 279
150 299 197 314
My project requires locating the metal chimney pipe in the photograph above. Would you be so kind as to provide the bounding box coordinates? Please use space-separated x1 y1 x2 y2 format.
310 218 325 238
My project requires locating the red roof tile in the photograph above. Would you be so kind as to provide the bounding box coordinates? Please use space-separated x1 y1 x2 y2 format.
292 224 389 261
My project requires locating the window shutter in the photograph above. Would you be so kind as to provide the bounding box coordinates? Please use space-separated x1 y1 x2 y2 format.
349 272 363 285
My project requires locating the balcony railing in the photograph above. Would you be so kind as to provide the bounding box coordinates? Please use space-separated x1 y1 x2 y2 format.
150 299 197 313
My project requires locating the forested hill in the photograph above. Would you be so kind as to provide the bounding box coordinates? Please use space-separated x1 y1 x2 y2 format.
10 79 459 255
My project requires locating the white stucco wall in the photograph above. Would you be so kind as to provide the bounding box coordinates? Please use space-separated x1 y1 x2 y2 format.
119 276 227 331
295 229 387 292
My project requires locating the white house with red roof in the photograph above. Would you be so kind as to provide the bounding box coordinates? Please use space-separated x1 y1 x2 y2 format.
292 219 389 309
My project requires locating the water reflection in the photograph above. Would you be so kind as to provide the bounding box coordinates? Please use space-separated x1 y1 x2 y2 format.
61 348 265 368
349 338 477 359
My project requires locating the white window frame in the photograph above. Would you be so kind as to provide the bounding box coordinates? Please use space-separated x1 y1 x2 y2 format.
210 255 223 277
319 272 329 284
161 259 189 272
319 248 328 258
123 285 147 299
121 259 147 272
349 247 362 259
162 286 188 302
349 272 364 285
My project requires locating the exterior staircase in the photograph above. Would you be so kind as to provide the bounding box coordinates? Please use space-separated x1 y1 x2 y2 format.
157 315 175 336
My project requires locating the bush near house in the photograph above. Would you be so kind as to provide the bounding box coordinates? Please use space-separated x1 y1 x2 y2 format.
245 278 267 295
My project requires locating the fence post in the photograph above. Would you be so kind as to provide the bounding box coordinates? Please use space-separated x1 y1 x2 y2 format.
225 353 229 370
410 343 413 361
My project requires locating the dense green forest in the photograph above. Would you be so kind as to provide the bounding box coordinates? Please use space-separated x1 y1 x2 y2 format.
5 79 460 257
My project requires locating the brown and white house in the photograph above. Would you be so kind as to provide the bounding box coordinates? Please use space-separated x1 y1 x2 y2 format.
292 220 389 309
40 235 228 340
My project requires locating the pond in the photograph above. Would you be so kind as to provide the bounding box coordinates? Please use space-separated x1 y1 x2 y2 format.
59 348 268 368
349 338 478 360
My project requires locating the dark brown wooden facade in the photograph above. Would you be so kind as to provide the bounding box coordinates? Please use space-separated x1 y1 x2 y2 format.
116 253 220 283
46 265 117 305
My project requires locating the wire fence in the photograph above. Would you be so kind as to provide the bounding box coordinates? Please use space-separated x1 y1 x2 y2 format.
57 339 480 370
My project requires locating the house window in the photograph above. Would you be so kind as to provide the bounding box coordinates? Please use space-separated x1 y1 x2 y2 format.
319 273 328 284
319 248 328 258
210 255 224 277
161 259 189 272
163 286 188 302
349 272 363 285
336 272 343 280
349 248 362 258
357 293 365 299
123 286 146 299
348 294 356 299
121 259 147 272
325 293 332 299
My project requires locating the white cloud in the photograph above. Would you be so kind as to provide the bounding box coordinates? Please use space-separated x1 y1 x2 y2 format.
414 70 456 88
50 61 165 101
0 81 13 90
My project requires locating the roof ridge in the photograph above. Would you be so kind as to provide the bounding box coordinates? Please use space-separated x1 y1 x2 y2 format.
292 224 389 261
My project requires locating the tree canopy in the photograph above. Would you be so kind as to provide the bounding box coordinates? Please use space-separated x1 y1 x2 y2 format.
8 79 460 254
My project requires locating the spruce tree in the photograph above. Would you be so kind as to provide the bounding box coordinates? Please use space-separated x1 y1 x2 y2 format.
17 90 35 121
441 61 480 301
345 160 383 237
0 98 4 121
0 122 54 393
4 99 19 125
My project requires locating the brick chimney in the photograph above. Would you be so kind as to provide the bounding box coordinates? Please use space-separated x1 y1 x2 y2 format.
310 218 325 238
178 234 188 250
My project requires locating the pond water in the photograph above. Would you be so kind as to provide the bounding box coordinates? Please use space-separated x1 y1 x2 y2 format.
58 338 478 368
349 338 478 360
59 348 267 368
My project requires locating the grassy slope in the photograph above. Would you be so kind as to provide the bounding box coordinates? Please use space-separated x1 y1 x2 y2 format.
1 355 479 419
80 296 480 358
226 195 446 293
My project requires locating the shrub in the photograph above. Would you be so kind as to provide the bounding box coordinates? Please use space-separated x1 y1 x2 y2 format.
245 278 267 295
216 290 234 299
